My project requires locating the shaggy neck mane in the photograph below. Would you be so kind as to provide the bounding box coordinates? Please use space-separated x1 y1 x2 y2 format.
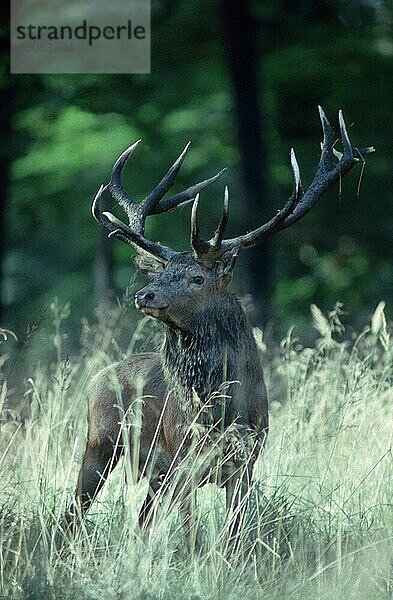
162 294 252 405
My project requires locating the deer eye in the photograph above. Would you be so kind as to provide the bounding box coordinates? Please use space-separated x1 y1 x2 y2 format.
192 276 204 285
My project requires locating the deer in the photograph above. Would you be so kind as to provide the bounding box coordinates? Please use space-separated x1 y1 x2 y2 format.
59 107 373 543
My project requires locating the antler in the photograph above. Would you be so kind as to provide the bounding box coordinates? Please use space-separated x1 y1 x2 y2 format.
93 108 373 268
190 107 374 261
92 140 226 262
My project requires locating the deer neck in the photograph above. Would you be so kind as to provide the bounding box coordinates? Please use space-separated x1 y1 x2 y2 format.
161 294 254 407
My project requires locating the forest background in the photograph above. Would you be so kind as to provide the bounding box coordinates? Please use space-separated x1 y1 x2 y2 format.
1 0 392 359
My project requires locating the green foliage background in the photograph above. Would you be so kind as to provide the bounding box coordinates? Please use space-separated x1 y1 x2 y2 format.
2 0 393 345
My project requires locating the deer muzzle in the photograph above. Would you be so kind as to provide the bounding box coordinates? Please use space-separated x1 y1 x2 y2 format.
134 290 169 313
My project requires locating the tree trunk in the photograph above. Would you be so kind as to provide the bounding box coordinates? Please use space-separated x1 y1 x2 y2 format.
221 0 270 325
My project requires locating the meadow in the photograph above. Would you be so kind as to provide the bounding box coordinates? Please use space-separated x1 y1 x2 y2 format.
0 300 392 599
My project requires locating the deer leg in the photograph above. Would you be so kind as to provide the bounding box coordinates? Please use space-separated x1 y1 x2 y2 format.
138 475 162 528
167 471 199 551
59 441 121 542
77 442 121 512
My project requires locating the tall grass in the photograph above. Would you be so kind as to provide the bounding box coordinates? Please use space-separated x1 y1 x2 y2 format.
0 302 392 599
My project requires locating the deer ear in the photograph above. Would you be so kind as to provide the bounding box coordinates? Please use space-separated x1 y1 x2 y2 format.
218 250 239 276
216 249 238 288
219 270 232 287
133 251 165 276
216 267 232 293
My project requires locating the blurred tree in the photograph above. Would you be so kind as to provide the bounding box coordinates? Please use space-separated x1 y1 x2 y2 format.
261 0 393 329
2 0 392 342
221 0 270 324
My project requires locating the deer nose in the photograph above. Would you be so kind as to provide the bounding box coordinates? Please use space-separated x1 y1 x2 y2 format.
135 291 155 308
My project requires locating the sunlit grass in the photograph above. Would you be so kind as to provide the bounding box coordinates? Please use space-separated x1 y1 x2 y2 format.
0 303 392 599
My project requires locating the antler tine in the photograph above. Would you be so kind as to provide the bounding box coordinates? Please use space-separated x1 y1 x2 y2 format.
153 168 227 214
143 142 191 213
92 140 178 261
107 140 142 221
107 140 225 230
190 186 232 261
93 141 226 263
143 141 227 216
191 194 211 255
338 109 353 158
290 147 302 198
213 149 303 253
318 105 335 172
278 108 366 230
211 185 230 248
92 185 153 251
106 139 192 232
92 184 129 238
215 107 374 254
192 149 304 259
102 211 175 260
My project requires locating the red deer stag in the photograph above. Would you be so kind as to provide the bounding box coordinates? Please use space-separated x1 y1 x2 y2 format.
60 108 373 539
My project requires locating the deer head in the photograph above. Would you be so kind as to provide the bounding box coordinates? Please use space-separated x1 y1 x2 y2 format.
92 107 373 329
